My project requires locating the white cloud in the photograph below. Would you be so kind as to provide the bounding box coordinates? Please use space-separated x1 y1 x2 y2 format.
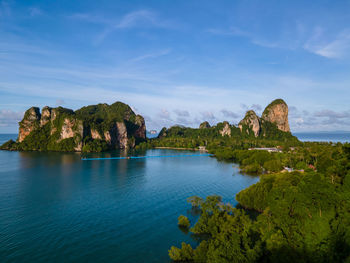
157 108 172 120
209 24 350 59
129 49 171 62
207 26 279 49
304 28 350 59
314 109 350 119
0 109 23 127
116 10 156 29
221 109 239 119
69 9 178 44
289 107 350 131
200 111 216 122
173 109 190 117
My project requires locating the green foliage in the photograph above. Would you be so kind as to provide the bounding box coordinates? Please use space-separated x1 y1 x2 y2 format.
0 139 18 150
75 101 136 133
178 215 190 228
169 144 350 262
263 159 283 173
82 139 109 152
1 101 146 152
187 196 204 207
18 123 51 151
169 242 194 261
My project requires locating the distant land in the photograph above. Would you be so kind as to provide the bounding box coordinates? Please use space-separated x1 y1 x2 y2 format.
1 98 297 152
1 99 350 152
0 102 146 152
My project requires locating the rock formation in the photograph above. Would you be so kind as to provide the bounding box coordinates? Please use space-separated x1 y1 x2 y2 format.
4 102 146 152
40 106 51 127
116 122 128 148
199 121 211 129
237 99 291 137
238 110 261 137
18 107 41 142
134 115 146 139
261 99 290 132
220 121 231 137
91 129 102 140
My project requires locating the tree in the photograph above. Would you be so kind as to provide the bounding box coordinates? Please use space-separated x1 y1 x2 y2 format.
178 215 190 228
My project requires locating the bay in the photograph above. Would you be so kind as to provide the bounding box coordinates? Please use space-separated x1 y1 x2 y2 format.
0 135 258 263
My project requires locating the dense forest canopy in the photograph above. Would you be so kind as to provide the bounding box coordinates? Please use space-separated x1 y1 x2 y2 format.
168 143 350 263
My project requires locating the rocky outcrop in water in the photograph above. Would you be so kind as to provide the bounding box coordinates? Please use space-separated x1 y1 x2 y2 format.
18 107 41 142
2 102 146 152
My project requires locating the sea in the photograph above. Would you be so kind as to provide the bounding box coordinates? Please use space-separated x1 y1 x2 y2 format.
0 131 348 262
0 134 258 263
293 131 350 143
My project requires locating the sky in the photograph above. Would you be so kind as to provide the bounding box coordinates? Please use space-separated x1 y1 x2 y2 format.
0 0 350 133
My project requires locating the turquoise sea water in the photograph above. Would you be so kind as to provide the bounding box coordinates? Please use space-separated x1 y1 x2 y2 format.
0 134 258 263
1 131 348 262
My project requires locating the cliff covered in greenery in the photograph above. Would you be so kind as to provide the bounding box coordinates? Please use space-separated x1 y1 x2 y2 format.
138 99 299 153
0 102 146 152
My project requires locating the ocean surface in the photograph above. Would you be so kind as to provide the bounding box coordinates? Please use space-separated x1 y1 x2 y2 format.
0 134 258 263
294 131 350 143
1 131 348 262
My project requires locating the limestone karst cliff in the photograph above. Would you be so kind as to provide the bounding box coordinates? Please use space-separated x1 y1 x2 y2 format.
219 121 231 137
238 99 291 137
238 110 261 137
1 102 146 152
261 99 290 132
157 98 292 141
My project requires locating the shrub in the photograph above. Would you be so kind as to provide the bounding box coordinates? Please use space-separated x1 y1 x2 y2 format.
178 215 190 228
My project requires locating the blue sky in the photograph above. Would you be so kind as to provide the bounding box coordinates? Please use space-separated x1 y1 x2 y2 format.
1 0 350 133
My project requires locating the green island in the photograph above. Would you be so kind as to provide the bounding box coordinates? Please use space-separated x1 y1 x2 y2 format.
0 101 146 152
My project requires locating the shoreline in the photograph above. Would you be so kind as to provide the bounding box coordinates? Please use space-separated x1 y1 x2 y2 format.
154 146 208 152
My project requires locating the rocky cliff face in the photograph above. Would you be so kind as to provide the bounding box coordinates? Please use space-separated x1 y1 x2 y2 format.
261 99 290 132
134 115 146 139
40 106 51 127
91 129 102 140
18 107 41 142
238 110 261 137
116 122 128 148
6 102 146 152
237 99 291 137
220 121 231 137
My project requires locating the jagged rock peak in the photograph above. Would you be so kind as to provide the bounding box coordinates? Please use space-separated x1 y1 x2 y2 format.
9 101 146 152
40 106 52 127
18 107 41 142
261 99 290 132
199 121 211 129
239 110 261 137
220 121 231 137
